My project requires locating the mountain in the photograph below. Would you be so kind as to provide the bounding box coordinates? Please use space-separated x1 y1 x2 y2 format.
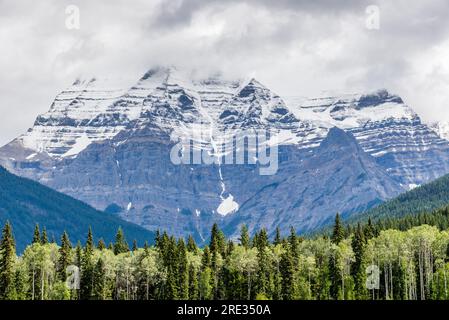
355 173 449 222
285 90 449 187
1 67 449 239
222 127 403 237
0 166 155 252
430 121 449 141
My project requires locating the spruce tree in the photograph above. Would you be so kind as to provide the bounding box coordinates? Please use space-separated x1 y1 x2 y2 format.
210 224 225 299
58 231 72 281
132 239 138 252
97 239 106 250
279 245 295 300
331 213 344 244
187 235 197 253
274 227 282 245
351 224 366 299
288 226 299 264
177 239 189 299
32 224 40 244
255 228 269 296
188 263 199 299
364 217 375 241
113 227 129 255
41 227 48 245
210 223 226 256
92 258 106 300
201 246 211 270
239 225 250 248
164 238 179 299
0 222 16 299
80 228 94 299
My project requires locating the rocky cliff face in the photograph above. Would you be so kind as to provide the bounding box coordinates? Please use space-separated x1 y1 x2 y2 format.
1 67 449 240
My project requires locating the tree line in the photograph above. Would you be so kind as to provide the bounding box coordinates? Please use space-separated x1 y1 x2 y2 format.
1 213 449 300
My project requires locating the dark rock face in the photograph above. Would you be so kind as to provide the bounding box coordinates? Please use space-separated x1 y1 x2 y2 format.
24 125 402 242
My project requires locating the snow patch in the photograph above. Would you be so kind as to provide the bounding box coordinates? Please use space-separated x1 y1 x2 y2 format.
126 202 133 211
217 194 239 216
409 184 420 190
26 153 37 160
62 135 91 157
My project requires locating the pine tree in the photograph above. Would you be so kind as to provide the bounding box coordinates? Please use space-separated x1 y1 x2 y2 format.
188 263 199 300
160 236 179 300
201 246 211 270
288 226 299 264
210 224 225 299
329 249 341 300
0 222 16 299
92 258 106 300
113 228 129 255
226 240 235 256
155 230 161 248
75 241 83 268
255 228 269 296
97 239 106 250
279 244 295 300
210 223 225 256
364 217 375 241
177 239 189 299
41 227 48 245
331 213 344 245
351 224 366 299
165 256 178 299
132 239 138 252
32 224 40 244
239 225 250 248
274 227 281 245
80 228 94 299
187 235 197 253
58 231 72 281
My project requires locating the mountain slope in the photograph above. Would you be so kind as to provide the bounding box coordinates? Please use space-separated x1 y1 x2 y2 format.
355 173 449 222
223 127 403 237
0 166 155 252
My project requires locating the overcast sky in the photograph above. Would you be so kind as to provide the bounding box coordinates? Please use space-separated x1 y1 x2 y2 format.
1 0 449 146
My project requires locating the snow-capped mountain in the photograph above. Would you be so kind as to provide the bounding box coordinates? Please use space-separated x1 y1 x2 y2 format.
1 67 449 239
430 121 449 141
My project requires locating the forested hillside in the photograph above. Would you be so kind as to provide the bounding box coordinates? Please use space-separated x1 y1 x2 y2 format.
0 166 154 251
356 173 449 221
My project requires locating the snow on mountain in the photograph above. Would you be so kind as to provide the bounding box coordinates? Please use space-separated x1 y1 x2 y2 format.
285 89 449 186
430 121 449 141
2 68 449 239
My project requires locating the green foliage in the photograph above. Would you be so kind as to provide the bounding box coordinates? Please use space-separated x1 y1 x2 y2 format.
113 228 129 255
0 221 16 299
3 212 449 300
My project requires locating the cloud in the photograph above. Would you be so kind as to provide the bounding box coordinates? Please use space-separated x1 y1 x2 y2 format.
1 0 449 146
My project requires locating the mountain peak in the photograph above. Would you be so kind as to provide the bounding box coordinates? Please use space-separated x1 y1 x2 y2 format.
319 127 360 151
